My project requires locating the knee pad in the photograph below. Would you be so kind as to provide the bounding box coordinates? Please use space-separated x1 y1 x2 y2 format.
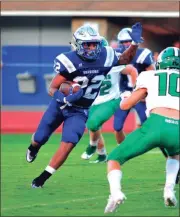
33 130 49 146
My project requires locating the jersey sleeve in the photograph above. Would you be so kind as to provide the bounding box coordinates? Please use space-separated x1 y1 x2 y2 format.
136 48 154 67
134 71 149 91
53 53 76 80
143 51 154 67
104 46 119 67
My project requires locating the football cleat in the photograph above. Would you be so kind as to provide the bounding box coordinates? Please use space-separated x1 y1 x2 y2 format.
81 152 94 160
26 148 38 163
31 178 44 188
89 154 107 163
164 187 177 207
104 192 126 213
81 145 96 160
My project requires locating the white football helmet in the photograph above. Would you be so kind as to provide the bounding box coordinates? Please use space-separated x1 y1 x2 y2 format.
117 28 132 42
117 27 132 52
72 25 102 60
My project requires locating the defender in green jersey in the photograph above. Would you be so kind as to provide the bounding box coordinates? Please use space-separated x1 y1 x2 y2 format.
81 38 138 163
104 47 180 213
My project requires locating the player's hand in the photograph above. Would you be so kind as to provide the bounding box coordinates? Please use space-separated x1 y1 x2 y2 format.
65 88 83 104
54 90 66 103
128 22 144 44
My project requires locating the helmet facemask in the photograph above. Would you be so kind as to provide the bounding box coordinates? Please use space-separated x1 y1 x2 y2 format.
72 25 102 60
117 28 132 52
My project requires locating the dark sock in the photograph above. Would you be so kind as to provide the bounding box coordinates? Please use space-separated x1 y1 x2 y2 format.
35 170 52 185
28 144 41 153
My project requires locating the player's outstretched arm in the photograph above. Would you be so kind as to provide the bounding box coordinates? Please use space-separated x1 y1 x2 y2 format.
118 22 143 65
118 44 138 65
120 88 147 110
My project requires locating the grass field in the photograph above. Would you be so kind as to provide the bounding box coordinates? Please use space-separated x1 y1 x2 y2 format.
1 133 179 216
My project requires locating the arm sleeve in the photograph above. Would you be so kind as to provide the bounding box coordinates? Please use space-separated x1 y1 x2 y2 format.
53 54 76 80
104 46 119 67
143 51 154 67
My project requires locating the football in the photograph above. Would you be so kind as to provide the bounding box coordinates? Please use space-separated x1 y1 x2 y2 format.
59 81 81 96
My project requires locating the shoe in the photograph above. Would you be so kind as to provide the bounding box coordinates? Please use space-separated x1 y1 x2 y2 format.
26 146 39 163
164 187 177 207
81 145 96 160
104 192 126 213
175 169 179 184
31 178 44 188
89 154 107 163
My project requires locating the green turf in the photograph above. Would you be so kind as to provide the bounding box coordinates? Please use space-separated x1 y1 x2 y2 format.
1 133 179 216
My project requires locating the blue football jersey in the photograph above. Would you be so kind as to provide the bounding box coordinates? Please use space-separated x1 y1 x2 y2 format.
53 46 119 108
119 47 154 92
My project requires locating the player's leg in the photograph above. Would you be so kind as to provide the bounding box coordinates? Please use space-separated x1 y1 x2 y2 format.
95 134 108 162
31 107 88 188
105 115 160 213
135 101 168 159
113 107 130 144
89 133 107 163
164 154 179 207
161 118 180 206
26 99 64 163
82 99 120 161
82 129 107 162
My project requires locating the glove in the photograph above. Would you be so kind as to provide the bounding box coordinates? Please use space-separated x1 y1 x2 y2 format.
64 88 83 104
120 91 131 100
128 22 144 44
54 90 66 103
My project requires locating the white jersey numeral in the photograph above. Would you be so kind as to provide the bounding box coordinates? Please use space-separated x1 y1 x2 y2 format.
73 75 105 100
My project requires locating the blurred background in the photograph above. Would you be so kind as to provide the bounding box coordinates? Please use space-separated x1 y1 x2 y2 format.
1 1 179 134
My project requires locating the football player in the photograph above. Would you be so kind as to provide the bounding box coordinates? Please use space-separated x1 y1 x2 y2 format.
104 47 180 213
26 22 143 188
113 27 156 144
81 38 138 163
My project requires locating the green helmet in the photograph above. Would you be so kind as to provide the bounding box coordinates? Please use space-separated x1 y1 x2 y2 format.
100 37 109 47
156 47 180 70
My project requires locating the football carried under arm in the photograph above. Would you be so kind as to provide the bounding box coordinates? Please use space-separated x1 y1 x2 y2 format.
118 22 143 65
121 64 138 87
48 74 67 97
49 74 83 104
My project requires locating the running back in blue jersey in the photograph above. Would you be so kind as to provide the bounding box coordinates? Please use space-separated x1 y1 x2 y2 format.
119 48 154 92
54 46 119 108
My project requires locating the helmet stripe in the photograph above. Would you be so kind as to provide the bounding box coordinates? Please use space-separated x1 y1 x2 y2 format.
174 47 179 57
